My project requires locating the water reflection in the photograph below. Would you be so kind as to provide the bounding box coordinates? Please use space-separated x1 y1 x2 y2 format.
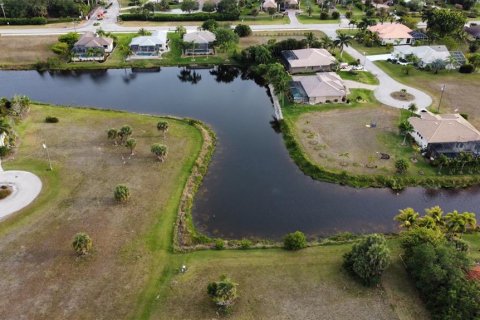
177 67 202 84
209 65 240 83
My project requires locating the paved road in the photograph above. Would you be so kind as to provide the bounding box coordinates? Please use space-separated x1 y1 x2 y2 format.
0 170 43 220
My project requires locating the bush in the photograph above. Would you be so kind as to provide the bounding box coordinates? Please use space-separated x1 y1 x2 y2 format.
45 116 59 123
395 159 409 174
319 11 329 20
119 12 239 22
0 146 11 158
201 19 218 31
51 42 70 56
331 11 340 19
234 24 252 37
114 184 130 202
343 234 390 286
459 64 475 73
202 1 216 12
239 238 252 249
214 238 225 250
0 17 47 25
283 231 307 250
345 10 352 18
207 275 238 314
72 232 93 256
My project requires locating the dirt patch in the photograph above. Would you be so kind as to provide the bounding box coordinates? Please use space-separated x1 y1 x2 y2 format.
0 35 58 66
390 91 415 102
294 105 401 174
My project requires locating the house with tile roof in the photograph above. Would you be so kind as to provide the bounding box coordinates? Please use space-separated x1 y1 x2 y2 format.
282 48 337 74
129 31 168 57
368 23 414 45
408 110 480 157
72 32 114 62
290 72 348 104
183 31 216 55
392 45 453 68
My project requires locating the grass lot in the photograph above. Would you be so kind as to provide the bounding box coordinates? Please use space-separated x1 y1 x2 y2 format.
283 90 437 177
0 104 203 319
339 70 379 85
337 29 393 55
241 30 327 47
375 61 480 128
0 35 58 67
0 102 435 320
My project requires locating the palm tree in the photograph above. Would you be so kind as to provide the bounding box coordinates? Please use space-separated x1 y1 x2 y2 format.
408 103 417 115
398 120 414 145
425 206 444 227
348 19 357 29
334 33 352 58
444 210 467 235
72 232 93 256
436 154 449 174
0 117 12 136
463 212 477 232
305 32 317 48
320 35 334 50
118 125 133 145
394 208 419 229
107 128 118 145
126 138 137 155
151 143 168 162
416 216 437 229
157 121 169 137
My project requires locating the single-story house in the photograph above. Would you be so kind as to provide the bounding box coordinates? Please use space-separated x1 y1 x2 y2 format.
183 31 216 55
129 31 168 57
408 110 480 157
282 48 337 74
368 23 414 45
262 0 278 10
465 25 480 40
392 45 452 68
290 72 348 105
72 31 114 62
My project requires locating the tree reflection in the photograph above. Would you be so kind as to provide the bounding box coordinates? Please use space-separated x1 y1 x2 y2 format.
209 65 240 83
177 67 202 84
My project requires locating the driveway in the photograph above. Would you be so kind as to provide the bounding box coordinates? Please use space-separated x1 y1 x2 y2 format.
0 170 42 220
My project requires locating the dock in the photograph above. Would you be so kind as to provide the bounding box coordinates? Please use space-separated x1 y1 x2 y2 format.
268 84 284 121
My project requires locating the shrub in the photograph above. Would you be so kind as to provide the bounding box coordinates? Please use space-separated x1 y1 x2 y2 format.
45 116 59 123
395 159 409 174
239 238 252 249
72 232 93 256
214 238 225 250
331 11 340 19
114 184 130 202
319 11 329 20
202 1 216 12
156 120 169 133
400 227 445 255
283 231 307 250
459 64 475 73
207 275 238 314
201 19 218 31
0 185 12 199
345 10 352 18
343 234 390 286
119 12 239 22
0 146 11 158
151 143 168 161
51 42 70 57
234 24 252 37
0 17 47 25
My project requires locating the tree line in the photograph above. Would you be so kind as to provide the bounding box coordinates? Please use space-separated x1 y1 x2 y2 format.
1 0 96 18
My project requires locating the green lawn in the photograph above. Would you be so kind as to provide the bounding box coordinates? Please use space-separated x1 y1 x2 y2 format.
339 70 379 85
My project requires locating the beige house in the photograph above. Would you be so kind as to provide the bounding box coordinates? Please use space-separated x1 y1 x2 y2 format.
282 48 337 74
368 23 414 45
262 0 278 10
291 72 348 105
183 31 216 55
72 32 114 62
409 110 480 157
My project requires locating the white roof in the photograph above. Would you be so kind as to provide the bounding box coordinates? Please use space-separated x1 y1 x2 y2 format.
393 45 450 64
183 31 216 44
409 111 480 144
130 31 167 46
286 48 336 68
292 72 347 98
262 0 277 9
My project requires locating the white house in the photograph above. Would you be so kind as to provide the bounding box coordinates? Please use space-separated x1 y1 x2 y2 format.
291 72 348 105
392 45 452 68
409 110 480 156
368 23 414 45
262 0 278 10
129 31 168 57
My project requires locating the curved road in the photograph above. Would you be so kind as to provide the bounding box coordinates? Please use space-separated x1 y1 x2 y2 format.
0 0 440 110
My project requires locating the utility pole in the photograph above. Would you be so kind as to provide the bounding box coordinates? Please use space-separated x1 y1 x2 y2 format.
437 84 445 113
0 3 6 19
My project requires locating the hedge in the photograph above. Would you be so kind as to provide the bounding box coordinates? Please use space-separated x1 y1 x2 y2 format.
0 17 47 25
119 12 240 22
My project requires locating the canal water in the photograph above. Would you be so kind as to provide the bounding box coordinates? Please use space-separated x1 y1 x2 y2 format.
1 67 479 239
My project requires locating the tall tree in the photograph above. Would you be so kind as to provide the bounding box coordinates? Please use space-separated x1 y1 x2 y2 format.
334 33 352 58
395 208 419 229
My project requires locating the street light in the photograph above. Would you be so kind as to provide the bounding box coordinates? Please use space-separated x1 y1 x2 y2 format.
42 143 53 171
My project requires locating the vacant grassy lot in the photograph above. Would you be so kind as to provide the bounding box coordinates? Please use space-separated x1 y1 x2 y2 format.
0 35 57 66
339 70 379 85
375 61 480 127
283 90 437 178
154 242 429 320
337 29 392 56
0 104 202 319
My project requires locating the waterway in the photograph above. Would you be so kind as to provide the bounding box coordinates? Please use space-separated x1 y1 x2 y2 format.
1 67 479 239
